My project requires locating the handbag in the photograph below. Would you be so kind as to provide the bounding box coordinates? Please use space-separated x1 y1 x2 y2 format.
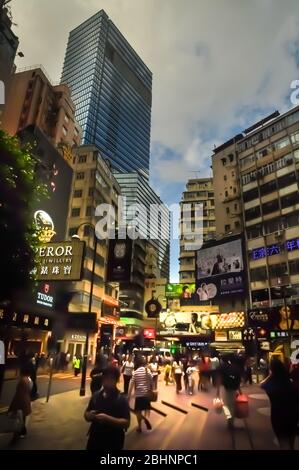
234 392 249 419
213 397 224 414
146 368 158 402
0 410 23 434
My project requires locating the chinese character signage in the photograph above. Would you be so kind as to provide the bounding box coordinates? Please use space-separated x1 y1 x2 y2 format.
286 238 299 252
196 236 246 300
252 244 280 260
35 241 84 281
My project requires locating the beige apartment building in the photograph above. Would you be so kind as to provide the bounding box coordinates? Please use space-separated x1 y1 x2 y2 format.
213 107 299 309
2 65 81 154
179 178 216 283
64 145 122 359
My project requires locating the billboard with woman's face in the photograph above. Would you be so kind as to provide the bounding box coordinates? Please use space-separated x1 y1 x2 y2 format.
196 236 246 300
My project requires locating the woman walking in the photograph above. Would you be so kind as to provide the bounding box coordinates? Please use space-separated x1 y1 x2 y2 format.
128 356 152 433
9 364 32 441
261 358 299 450
172 355 183 393
148 356 159 390
122 354 134 395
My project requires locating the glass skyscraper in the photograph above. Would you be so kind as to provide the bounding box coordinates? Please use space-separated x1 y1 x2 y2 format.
114 172 170 279
61 10 152 179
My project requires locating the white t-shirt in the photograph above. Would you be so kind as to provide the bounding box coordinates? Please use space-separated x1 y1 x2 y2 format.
173 361 183 374
149 362 159 376
123 361 134 376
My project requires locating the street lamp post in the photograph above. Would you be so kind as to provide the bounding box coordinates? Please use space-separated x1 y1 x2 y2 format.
73 223 97 397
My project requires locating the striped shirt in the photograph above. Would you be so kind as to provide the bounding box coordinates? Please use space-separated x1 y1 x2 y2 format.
131 366 152 397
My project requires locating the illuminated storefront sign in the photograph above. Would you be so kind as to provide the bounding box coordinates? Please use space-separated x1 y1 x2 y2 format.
286 238 299 252
143 328 156 340
36 283 54 308
252 244 280 260
34 240 84 281
251 238 299 260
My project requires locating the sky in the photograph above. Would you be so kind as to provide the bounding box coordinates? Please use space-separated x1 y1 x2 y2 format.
10 0 299 282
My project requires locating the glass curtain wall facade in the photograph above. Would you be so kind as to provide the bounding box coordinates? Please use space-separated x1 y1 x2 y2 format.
114 172 170 279
61 10 152 179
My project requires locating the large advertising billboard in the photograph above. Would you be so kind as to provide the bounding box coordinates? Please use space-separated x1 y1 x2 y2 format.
196 236 246 300
106 239 133 282
159 310 245 336
248 306 299 331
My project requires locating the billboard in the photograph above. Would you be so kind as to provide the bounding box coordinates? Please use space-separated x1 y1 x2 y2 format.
248 306 299 331
106 239 133 282
166 283 196 298
159 310 245 336
196 236 245 300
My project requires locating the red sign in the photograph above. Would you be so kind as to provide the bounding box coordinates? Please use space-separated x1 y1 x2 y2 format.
143 328 156 340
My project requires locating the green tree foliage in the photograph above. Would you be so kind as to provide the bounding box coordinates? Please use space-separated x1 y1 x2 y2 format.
0 129 47 303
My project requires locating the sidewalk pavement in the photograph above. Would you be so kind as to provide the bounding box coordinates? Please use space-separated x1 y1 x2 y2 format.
1 376 298 450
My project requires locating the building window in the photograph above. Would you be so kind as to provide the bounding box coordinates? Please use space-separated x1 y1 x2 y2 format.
93 152 98 161
243 187 259 203
76 172 85 180
88 187 94 197
73 156 76 164
232 171 235 177
245 206 261 221
226 207 230 214
68 227 78 237
246 223 262 239
281 192 299 209
62 126 68 136
268 263 288 278
235 220 240 229
260 180 277 196
225 190 228 197
74 127 79 136
71 208 80 217
225 224 230 232
86 206 93 216
228 154 234 162
277 172 296 189
234 203 238 211
73 189 83 198
289 259 299 275
91 169 96 178
262 200 279 215
250 267 267 282
84 225 92 236
221 158 227 166
264 218 283 235
78 155 87 163
224 175 227 181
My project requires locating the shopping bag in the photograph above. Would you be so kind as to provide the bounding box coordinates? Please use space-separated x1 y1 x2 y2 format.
235 393 249 419
0 410 23 433
213 397 224 414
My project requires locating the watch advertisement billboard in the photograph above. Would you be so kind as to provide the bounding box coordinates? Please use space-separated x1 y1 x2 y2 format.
106 239 133 283
196 236 246 300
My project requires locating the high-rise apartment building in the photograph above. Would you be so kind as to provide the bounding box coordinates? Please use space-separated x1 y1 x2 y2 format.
213 107 299 310
2 66 81 152
61 10 152 179
66 145 122 359
179 178 216 283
